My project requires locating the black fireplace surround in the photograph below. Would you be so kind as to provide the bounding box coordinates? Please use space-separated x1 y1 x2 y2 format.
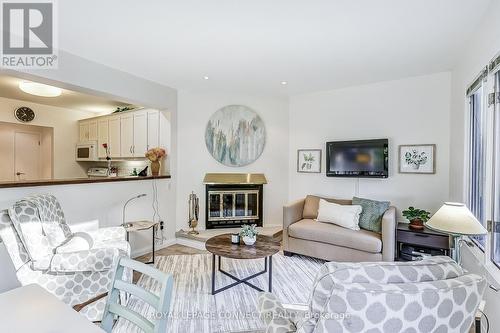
203 173 266 229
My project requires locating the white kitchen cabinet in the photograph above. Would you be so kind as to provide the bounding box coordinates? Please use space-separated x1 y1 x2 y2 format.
88 120 98 141
108 116 121 158
147 110 160 149
120 114 134 158
79 120 97 142
79 122 89 142
97 118 109 158
133 111 148 157
77 108 167 160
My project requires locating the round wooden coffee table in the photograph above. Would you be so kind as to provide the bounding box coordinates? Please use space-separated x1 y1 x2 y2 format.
205 233 280 295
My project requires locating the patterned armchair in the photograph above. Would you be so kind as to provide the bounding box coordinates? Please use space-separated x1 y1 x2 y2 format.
0 194 130 321
258 256 486 333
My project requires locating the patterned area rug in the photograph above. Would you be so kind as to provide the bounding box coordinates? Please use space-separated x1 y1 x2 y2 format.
113 253 324 333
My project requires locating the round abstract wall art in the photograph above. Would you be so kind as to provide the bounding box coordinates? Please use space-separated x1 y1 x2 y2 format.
205 105 266 167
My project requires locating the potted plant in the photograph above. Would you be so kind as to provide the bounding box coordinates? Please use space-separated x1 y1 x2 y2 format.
145 147 166 176
239 224 258 245
402 206 431 230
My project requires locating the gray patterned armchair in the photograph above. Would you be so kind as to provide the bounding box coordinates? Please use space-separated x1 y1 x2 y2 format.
258 256 486 333
0 194 130 321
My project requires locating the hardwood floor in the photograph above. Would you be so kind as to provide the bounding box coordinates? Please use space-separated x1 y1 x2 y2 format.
132 244 207 282
135 244 207 262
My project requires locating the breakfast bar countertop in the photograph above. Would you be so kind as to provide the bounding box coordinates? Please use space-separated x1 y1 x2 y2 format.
0 175 171 189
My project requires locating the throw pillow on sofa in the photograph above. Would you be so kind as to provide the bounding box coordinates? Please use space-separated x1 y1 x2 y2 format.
352 196 390 233
316 199 362 230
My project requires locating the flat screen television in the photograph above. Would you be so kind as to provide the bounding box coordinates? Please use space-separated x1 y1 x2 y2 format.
326 139 388 178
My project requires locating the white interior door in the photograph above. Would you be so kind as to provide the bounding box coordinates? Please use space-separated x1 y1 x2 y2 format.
147 110 160 149
15 132 41 180
133 111 148 157
120 114 134 157
0 128 14 181
108 117 121 158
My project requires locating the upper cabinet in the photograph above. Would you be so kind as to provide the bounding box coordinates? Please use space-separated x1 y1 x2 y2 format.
120 113 134 158
78 109 165 160
107 116 121 158
133 111 148 157
97 118 109 158
79 119 97 142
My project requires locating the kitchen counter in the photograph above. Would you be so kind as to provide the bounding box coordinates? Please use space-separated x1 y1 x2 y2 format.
0 175 171 189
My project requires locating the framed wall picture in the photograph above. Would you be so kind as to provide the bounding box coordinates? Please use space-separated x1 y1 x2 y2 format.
297 149 322 173
399 144 436 174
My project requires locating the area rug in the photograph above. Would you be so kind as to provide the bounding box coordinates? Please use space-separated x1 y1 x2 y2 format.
113 253 324 333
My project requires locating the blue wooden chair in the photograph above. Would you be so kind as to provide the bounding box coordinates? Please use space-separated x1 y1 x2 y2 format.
100 257 174 333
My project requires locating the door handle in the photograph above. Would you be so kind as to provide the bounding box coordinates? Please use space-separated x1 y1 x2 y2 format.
16 172 25 176
130 146 133 153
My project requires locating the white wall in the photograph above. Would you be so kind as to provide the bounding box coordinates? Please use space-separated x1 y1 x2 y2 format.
176 91 289 230
449 0 500 202
448 1 500 331
0 55 178 289
0 96 94 178
0 179 175 257
289 72 451 218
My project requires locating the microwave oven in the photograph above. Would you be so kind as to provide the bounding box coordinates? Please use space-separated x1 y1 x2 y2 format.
75 141 98 161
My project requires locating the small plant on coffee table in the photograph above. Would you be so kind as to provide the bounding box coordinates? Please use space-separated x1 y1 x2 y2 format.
402 206 431 230
240 224 258 245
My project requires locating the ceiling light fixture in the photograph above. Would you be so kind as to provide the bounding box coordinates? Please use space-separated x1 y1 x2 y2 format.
203 76 209 80
280 81 288 85
19 81 62 97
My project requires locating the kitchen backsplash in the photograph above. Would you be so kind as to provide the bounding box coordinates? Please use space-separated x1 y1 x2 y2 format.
87 160 151 177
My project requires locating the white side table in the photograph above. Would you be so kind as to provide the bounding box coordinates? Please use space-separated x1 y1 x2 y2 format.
123 220 159 264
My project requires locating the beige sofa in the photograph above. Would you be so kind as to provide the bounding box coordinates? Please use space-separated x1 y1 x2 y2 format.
283 195 396 262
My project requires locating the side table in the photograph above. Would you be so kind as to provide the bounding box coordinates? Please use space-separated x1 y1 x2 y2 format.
396 222 451 261
124 220 159 264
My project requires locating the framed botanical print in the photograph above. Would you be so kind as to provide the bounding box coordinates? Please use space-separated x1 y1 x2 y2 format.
297 149 322 173
399 144 436 174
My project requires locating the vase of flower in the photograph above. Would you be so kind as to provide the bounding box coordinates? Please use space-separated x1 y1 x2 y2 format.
239 224 258 246
145 147 167 176
151 161 160 176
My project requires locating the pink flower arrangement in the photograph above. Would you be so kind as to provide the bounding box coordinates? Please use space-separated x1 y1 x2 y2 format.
145 147 166 162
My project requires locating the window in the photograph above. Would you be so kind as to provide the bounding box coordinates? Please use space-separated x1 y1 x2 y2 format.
467 85 487 248
467 58 500 268
492 70 500 267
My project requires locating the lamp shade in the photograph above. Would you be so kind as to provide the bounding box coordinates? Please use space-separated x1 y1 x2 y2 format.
425 202 487 235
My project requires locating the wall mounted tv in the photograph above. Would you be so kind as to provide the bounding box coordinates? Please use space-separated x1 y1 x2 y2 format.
326 139 389 178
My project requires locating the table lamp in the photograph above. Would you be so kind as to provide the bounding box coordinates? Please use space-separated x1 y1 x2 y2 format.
425 202 487 264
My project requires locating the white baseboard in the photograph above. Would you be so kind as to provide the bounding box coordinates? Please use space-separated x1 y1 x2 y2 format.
175 237 206 250
131 238 176 258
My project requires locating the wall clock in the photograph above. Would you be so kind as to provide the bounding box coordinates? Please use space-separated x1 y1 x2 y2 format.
14 107 35 123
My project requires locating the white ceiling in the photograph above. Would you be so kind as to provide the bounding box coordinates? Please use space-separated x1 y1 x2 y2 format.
58 0 492 96
0 75 134 113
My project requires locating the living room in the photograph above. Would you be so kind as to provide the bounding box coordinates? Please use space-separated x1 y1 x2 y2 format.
0 1 499 332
